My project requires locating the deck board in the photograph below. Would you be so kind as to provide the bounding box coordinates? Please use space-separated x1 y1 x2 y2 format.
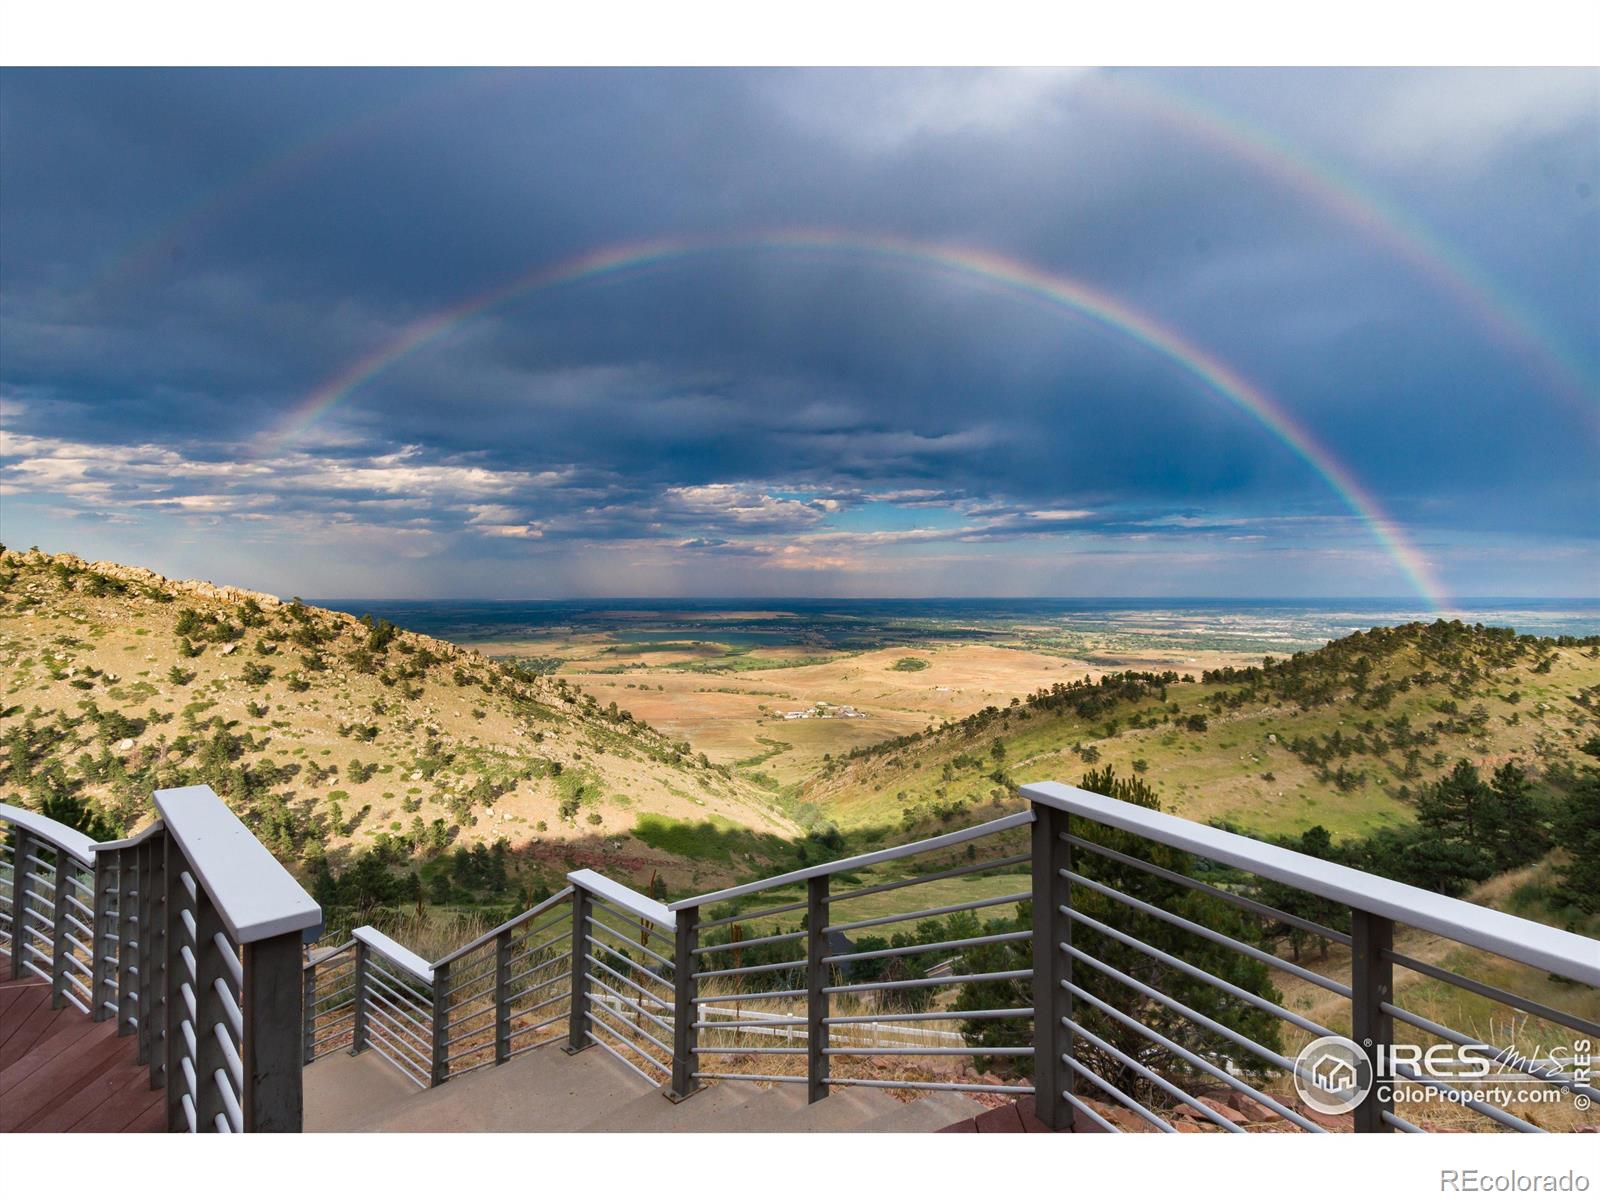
0 956 164 1132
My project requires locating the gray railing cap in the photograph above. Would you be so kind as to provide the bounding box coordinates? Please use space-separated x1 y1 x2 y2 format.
353 925 435 983
570 869 675 928
0 802 98 865
153 785 321 945
1022 781 1600 987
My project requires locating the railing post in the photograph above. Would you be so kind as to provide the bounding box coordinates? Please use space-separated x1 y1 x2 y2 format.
50 849 70 1009
565 885 592 1053
115 846 138 1037
302 951 317 1066
8 830 29 979
242 930 306 1131
1031 801 1074 1129
430 959 451 1086
806 875 829 1104
91 851 116 1022
494 930 512 1065
350 940 370 1055
1351 907 1395 1133
139 832 167 1081
667 903 699 1101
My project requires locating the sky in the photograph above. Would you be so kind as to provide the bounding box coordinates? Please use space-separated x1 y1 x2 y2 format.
0 67 1596 603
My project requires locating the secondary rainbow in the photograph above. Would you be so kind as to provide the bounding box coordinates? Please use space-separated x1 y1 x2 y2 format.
267 231 1453 611
1102 73 1599 422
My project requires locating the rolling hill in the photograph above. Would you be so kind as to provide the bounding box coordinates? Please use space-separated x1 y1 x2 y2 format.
0 548 798 909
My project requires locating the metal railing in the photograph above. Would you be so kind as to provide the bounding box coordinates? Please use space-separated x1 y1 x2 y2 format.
0 786 322 1132
1021 782 1600 1133
265 776 1599 1133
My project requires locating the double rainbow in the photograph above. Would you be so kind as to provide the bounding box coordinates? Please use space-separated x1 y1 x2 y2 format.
265 230 1453 611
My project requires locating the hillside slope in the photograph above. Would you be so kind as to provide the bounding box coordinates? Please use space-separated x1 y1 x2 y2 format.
802 620 1600 841
0 549 797 899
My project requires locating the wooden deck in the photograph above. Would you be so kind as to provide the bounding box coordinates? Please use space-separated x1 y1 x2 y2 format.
1 955 165 1133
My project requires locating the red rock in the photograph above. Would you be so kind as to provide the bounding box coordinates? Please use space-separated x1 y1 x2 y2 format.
1227 1091 1278 1122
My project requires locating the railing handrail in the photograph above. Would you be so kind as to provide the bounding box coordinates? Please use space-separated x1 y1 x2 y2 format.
431 884 576 969
0 802 98 865
570 869 675 927
153 786 321 945
93 820 167 853
1021 780 1600 987
352 925 436 983
667 810 1036 911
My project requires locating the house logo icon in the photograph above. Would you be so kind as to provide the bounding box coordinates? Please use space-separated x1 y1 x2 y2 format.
1294 1035 1373 1116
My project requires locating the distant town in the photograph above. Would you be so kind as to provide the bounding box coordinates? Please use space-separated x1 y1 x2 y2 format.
778 701 867 721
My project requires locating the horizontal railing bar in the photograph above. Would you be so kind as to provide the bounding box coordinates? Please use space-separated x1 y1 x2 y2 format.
439 959 499 998
697 1072 808 1084
826 1078 1036 1095
504 961 569 996
215 1024 245 1095
367 1007 433 1059
215 934 243 993
586 973 674 1034
1062 869 1352 998
508 988 572 1020
584 954 672 1008
365 960 433 1009
824 929 1031 965
1381 948 1600 1039
691 928 805 956
587 1010 670 1076
585 1029 660 1086
1064 904 1336 1040
827 853 1035 907
504 928 573 972
1063 942 1298 1074
1382 1002 1600 1101
1032 782 1598 985
692 1045 807 1055
1064 1015 1242 1132
508 1011 568 1041
1062 1050 1175 1132
444 976 499 1013
825 889 1032 935
589 991 674 1057
1063 831 1352 947
364 984 433 1038
364 1030 430 1089
824 969 1032 996
694 986 806 1004
588 914 672 965
1391 1063 1540 1133
585 940 674 991
444 1031 500 1063
1063 1090 1121 1133
824 1046 1034 1056
692 958 806 981
695 898 807 930
431 885 576 967
674 811 1037 910
216 1069 243 1132
825 1008 1028 1025
1385 1111 1425 1133
60 988 90 1016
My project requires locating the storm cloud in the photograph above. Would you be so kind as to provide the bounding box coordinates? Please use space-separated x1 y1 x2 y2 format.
1 67 1595 598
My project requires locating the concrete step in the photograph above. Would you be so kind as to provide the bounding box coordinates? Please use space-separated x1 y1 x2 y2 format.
852 1091 989 1132
306 1043 990 1133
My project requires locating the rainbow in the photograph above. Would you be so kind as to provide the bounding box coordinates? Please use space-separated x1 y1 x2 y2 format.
267 230 1453 611
1099 73 1599 423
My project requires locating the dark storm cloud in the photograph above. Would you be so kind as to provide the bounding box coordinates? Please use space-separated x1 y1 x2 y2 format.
1 67 1595 596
